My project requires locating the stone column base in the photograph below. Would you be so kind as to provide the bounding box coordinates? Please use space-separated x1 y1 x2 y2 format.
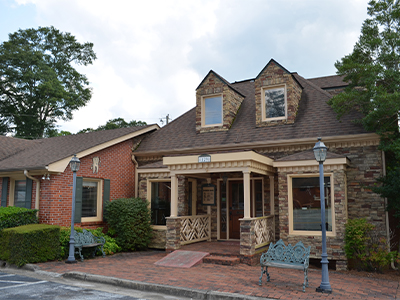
240 218 255 256
336 260 348 271
165 217 181 251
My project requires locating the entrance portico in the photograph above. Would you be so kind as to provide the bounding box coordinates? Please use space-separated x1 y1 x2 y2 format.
163 151 276 258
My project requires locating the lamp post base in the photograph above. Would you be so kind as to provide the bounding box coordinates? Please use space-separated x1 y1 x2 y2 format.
65 259 77 264
316 286 332 294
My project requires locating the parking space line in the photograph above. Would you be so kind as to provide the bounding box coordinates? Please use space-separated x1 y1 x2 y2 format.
0 274 14 278
0 280 47 290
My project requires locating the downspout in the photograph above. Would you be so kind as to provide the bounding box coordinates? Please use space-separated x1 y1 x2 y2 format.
131 154 139 198
382 151 397 270
24 170 40 214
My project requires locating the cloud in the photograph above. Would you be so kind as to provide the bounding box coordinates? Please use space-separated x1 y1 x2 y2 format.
6 0 370 133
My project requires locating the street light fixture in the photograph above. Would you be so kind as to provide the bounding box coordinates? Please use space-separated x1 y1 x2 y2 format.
313 137 332 293
66 154 80 264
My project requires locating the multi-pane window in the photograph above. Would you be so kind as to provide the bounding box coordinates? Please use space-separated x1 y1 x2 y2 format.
82 181 98 218
203 95 222 125
151 181 171 226
14 180 26 208
264 86 286 119
291 176 333 232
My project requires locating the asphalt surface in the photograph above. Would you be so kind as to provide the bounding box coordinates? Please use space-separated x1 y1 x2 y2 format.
0 270 193 300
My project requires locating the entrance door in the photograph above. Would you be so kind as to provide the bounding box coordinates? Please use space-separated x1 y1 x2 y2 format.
229 181 244 239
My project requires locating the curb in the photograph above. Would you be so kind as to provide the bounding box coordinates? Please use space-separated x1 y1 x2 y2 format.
63 271 270 300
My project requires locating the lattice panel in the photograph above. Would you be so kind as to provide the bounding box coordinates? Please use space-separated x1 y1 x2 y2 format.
255 216 274 247
180 215 210 244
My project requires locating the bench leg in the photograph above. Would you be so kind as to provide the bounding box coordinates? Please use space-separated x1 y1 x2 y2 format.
76 247 84 262
303 268 308 292
259 266 270 286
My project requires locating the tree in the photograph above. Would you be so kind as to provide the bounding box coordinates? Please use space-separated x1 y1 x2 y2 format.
76 117 147 134
329 0 400 221
0 26 96 139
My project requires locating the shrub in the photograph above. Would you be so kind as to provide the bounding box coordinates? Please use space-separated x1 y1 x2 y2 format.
105 198 152 251
345 218 397 272
0 224 60 266
0 206 38 230
59 227 121 259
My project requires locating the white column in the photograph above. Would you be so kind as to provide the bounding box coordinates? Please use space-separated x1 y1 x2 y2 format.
170 173 178 217
243 171 251 219
269 175 274 216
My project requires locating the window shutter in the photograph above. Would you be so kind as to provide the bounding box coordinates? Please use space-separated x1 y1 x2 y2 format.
1 177 9 207
74 177 83 223
103 179 110 221
24 178 33 209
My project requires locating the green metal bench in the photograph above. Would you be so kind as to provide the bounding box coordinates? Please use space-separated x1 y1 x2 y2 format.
259 239 311 292
74 229 106 261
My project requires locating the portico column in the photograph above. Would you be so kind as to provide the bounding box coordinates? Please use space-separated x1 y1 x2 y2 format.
243 170 251 219
170 173 178 217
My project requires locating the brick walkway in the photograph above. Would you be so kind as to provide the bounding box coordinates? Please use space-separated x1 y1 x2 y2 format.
36 251 399 299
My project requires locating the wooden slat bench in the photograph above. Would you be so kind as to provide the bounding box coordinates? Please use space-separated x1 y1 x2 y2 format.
259 239 311 292
74 229 106 261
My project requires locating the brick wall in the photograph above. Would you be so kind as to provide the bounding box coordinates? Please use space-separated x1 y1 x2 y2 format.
255 61 302 127
3 139 137 228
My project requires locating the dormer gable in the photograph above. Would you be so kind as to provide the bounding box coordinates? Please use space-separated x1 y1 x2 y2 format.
254 59 302 127
195 70 244 133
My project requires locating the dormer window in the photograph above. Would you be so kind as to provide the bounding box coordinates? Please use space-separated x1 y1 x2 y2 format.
262 85 287 121
202 94 223 126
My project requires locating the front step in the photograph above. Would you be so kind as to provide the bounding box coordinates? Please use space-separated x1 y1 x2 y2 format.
203 255 240 266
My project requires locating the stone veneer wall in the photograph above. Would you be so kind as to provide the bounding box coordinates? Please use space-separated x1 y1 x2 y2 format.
277 169 348 265
196 72 244 133
255 61 302 127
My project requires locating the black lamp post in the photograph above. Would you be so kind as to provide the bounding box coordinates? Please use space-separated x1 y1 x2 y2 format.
313 137 332 294
66 154 80 264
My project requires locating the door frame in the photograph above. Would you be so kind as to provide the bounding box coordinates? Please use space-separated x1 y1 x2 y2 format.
217 177 265 240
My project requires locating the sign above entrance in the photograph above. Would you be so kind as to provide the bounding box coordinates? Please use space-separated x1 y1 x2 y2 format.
201 184 216 206
198 154 211 163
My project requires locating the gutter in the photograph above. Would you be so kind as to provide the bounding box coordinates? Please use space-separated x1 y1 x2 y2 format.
131 155 139 198
24 170 40 214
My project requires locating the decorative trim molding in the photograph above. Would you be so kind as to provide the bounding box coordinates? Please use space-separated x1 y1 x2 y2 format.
138 168 170 179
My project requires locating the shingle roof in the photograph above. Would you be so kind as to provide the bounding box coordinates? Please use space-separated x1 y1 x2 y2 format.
0 136 38 161
307 75 348 89
135 73 367 154
0 125 157 172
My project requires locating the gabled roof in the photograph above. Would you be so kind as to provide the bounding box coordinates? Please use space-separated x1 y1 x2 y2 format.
134 66 370 156
0 125 159 173
196 70 245 98
255 58 291 79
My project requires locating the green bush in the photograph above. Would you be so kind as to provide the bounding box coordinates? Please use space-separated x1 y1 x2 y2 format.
59 227 121 259
104 198 152 251
0 224 60 266
0 207 38 230
345 218 397 272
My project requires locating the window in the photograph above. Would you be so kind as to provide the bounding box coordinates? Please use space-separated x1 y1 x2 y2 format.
150 181 171 226
203 95 222 126
82 180 99 218
289 174 335 236
262 85 286 120
77 178 103 223
14 180 27 208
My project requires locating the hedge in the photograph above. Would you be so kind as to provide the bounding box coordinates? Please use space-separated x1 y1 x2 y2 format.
0 206 38 230
0 224 60 266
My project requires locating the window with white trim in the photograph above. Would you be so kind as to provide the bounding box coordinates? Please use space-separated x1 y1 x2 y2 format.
262 85 286 120
289 174 335 236
202 95 223 126
150 181 171 226
80 178 103 222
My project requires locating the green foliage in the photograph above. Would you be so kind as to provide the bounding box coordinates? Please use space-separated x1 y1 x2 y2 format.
0 206 38 230
105 198 152 251
76 117 147 134
329 0 400 222
0 26 96 139
59 227 121 259
345 218 397 272
0 224 60 267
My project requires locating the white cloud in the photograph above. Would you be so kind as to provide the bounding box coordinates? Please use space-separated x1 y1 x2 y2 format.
5 0 370 133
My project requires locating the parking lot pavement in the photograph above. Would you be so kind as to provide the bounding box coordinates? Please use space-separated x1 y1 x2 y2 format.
0 271 145 300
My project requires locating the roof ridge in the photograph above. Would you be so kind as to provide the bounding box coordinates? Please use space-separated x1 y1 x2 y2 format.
293 73 333 99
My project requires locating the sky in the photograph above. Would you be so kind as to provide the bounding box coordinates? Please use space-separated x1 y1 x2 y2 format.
0 0 370 133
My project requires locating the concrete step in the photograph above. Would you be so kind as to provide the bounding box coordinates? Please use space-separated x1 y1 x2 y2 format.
203 255 240 266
